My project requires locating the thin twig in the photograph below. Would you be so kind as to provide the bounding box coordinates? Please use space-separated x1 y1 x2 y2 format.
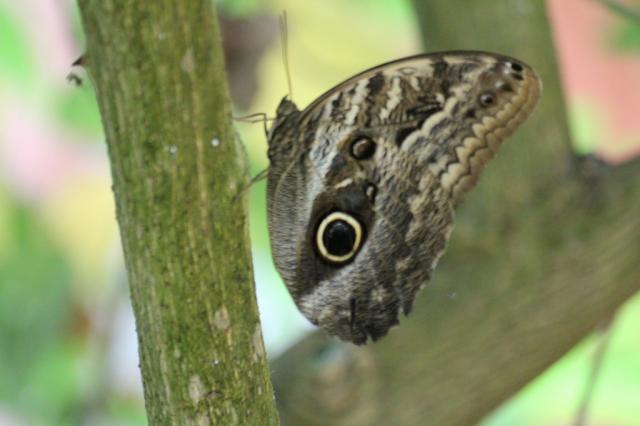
573 318 615 426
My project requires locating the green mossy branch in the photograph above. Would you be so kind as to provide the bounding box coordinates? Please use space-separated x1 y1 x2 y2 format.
76 1 279 424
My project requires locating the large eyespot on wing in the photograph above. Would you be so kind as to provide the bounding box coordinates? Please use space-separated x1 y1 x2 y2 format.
291 141 456 345
266 51 541 345
314 211 364 264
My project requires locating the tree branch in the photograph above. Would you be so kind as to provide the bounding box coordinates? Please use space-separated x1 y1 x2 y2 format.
76 1 279 424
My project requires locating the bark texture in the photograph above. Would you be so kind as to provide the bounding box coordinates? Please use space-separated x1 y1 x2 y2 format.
76 1 279 424
272 2 640 425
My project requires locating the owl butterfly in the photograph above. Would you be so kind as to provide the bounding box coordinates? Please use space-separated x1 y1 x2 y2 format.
266 51 541 344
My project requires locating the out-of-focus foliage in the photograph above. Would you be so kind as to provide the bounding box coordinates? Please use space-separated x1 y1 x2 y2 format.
0 9 33 85
612 20 640 52
217 0 267 16
0 202 74 419
0 0 638 424
600 1 640 53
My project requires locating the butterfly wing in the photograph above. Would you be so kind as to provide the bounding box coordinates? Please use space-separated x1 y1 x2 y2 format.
267 51 541 344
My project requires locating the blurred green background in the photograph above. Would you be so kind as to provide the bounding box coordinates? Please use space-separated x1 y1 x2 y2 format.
0 0 638 424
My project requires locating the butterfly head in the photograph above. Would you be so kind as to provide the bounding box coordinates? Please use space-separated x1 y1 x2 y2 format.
266 97 301 160
275 96 299 117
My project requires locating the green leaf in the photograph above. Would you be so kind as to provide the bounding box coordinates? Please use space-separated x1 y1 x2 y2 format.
21 342 83 423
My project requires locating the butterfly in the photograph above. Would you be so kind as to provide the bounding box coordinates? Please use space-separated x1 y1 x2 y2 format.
264 51 541 344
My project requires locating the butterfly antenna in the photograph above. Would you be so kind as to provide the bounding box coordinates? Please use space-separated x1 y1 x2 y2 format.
233 168 269 202
279 11 293 101
233 112 275 135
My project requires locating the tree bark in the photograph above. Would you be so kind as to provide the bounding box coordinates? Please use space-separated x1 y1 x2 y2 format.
76 1 279 424
273 2 640 425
